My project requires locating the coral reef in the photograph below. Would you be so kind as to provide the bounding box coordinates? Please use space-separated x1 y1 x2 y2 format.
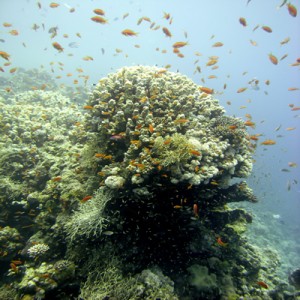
0 66 297 299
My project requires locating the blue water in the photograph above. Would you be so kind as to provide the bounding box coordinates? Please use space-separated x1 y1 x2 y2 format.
1 0 300 295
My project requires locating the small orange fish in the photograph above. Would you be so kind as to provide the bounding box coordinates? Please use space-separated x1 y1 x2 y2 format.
162 27 172 37
190 150 201 156
93 8 105 15
11 260 23 265
149 124 154 133
280 37 290 45
49 2 60 8
288 87 299 91
121 29 138 36
0 51 10 60
173 205 182 209
216 237 227 247
262 25 272 33
172 41 188 48
206 59 218 66
9 67 17 73
163 12 171 20
239 17 247 27
52 42 63 52
91 16 108 24
249 135 259 141
228 125 238 130
83 105 93 110
81 195 92 203
10 263 18 273
193 204 199 218
3 22 12 27
9 30 18 36
257 281 268 289
212 42 223 47
291 106 300 111
261 139 276 145
199 86 214 94
287 3 297 17
286 127 296 131
52 176 62 182
288 162 297 167
237 87 247 93
268 53 278 65
174 118 189 124
244 120 256 128
82 56 93 61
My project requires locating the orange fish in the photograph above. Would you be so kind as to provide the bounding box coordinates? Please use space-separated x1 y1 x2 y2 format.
9 67 17 73
82 56 93 61
257 281 268 289
10 263 18 273
268 53 278 65
83 105 93 109
288 87 299 91
216 237 227 247
121 29 138 36
261 139 276 145
49 2 60 8
3 22 12 27
193 204 199 218
52 42 63 52
237 87 247 93
174 118 189 125
261 25 272 33
91 16 108 24
206 59 218 66
249 135 259 141
52 176 62 182
291 106 300 111
172 41 188 48
81 195 92 203
190 150 201 156
286 127 296 131
239 17 247 26
163 12 171 20
199 86 214 94
212 42 223 47
287 3 297 17
244 120 256 128
0 51 10 61
9 30 18 36
280 37 290 45
250 39 258 46
162 27 172 37
93 8 105 15
149 124 154 133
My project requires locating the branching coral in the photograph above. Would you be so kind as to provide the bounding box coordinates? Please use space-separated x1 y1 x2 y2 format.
64 188 112 241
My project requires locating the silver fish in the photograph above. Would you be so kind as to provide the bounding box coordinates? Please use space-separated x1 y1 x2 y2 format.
68 42 79 48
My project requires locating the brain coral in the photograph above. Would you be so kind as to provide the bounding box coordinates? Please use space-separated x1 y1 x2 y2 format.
85 66 253 191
